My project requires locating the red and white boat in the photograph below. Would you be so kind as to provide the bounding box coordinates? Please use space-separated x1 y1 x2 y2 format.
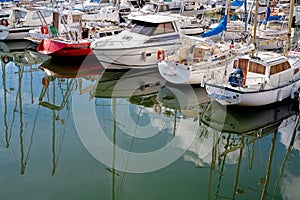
37 38 92 57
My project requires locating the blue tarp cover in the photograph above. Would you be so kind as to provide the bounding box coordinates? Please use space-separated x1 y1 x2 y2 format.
202 15 227 38
231 0 244 7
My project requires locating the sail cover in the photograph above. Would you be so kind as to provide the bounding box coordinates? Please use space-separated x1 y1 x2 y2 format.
231 0 244 7
266 7 282 21
201 15 227 38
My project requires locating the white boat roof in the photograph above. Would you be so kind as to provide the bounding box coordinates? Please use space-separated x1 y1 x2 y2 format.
242 51 288 66
129 14 179 23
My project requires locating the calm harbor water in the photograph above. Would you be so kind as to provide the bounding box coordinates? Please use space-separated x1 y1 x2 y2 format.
1 40 300 200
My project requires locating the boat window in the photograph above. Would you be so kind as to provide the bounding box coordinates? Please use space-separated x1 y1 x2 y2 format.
158 5 170 12
128 20 175 35
13 10 26 20
153 22 175 35
233 60 238 69
249 62 265 74
128 20 157 36
32 10 52 20
270 61 291 75
72 15 81 23
238 58 249 71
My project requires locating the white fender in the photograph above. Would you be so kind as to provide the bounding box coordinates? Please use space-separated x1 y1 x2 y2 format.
277 90 283 102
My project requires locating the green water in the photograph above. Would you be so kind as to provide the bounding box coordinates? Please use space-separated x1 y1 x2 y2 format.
0 45 300 200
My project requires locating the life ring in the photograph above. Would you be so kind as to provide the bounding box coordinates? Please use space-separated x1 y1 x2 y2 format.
1 19 8 26
156 50 165 60
41 25 49 34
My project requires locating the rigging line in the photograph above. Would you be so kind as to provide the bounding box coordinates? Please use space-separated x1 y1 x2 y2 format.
118 105 144 199
272 114 300 200
54 95 73 174
24 105 41 169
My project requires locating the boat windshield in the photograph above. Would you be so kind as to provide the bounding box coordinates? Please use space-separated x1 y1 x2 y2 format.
128 20 175 36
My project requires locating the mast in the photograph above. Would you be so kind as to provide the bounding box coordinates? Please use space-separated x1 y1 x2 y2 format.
285 0 295 57
244 0 247 32
251 0 259 58
227 0 232 24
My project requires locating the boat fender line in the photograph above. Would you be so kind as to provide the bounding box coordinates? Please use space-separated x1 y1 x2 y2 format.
290 85 299 100
277 90 283 102
156 50 165 60
1 19 8 26
41 24 49 35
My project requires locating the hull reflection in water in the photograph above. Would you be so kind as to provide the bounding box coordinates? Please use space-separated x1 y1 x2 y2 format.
181 99 300 199
74 68 202 173
95 68 165 99
1 46 300 199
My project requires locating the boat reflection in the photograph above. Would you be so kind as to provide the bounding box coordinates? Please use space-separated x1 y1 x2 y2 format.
181 100 300 199
95 68 165 99
38 55 104 175
0 40 37 53
0 50 49 175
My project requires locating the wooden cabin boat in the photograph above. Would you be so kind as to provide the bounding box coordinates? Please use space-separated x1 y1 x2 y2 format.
205 51 300 106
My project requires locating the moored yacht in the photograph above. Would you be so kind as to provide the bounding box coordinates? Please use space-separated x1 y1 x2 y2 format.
0 7 53 40
205 51 300 106
90 14 182 69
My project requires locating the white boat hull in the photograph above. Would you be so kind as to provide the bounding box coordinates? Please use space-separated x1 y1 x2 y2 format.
0 26 33 40
205 81 300 106
0 25 9 40
158 59 231 86
93 44 180 69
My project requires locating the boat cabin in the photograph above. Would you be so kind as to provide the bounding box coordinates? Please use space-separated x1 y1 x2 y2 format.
230 52 295 88
8 8 52 27
127 15 180 39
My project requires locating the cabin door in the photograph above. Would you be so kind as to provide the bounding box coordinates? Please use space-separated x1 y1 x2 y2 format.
53 13 60 32
237 58 249 85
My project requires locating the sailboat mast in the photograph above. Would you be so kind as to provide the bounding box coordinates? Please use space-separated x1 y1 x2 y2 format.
244 0 247 32
285 0 295 57
251 0 259 58
227 0 231 23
